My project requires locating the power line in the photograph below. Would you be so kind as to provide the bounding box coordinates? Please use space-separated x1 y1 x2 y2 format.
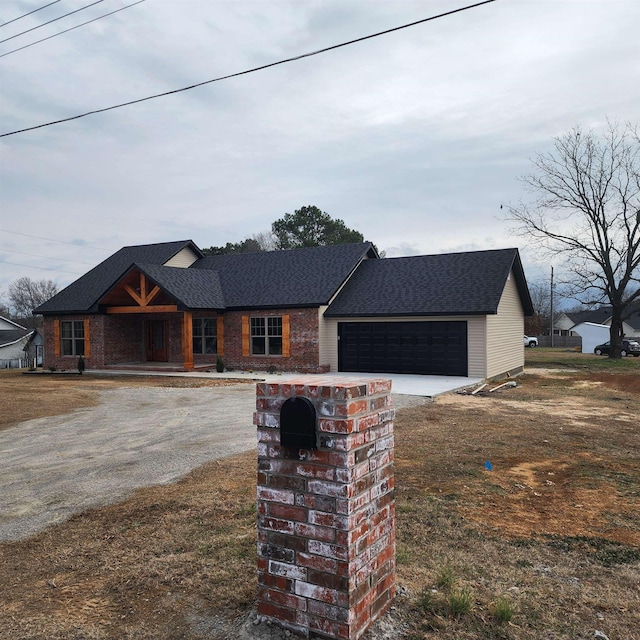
0 259 82 274
1 248 97 265
0 0 146 58
0 0 106 44
0 0 498 138
0 0 62 28
0 229 111 250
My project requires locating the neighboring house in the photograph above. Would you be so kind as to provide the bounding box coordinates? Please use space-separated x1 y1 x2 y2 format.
555 306 640 339
35 240 534 380
24 329 44 366
0 316 40 368
570 322 610 354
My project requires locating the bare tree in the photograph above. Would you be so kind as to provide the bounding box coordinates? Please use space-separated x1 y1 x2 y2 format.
526 281 552 335
251 230 278 252
8 277 58 318
0 288 11 318
507 121 640 358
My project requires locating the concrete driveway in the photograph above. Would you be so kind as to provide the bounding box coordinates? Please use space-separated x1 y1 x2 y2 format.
100 369 483 399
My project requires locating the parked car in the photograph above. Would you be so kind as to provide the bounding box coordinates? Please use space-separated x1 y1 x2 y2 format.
593 339 640 357
524 335 538 347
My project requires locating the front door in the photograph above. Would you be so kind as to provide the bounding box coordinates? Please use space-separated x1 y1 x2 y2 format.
146 320 168 362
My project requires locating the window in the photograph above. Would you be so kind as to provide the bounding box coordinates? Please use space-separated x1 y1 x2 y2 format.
192 318 217 354
61 320 85 356
251 316 282 356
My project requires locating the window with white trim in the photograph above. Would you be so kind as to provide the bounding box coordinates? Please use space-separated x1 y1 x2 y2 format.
61 320 85 356
192 318 217 354
251 316 282 356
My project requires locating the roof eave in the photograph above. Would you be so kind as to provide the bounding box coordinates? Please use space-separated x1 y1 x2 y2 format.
324 309 496 318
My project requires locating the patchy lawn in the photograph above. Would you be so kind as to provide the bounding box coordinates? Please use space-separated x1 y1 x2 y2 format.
0 356 638 639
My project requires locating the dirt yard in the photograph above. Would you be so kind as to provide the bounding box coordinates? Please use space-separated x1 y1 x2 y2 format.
0 354 638 640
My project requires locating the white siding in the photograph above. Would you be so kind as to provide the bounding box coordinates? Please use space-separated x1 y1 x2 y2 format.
485 272 524 379
322 315 487 376
0 334 31 359
466 316 487 378
164 247 199 268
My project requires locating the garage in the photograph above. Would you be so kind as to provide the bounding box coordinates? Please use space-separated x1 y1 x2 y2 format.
338 320 468 376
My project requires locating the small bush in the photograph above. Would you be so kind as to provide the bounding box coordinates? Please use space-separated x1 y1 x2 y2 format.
490 596 515 623
446 588 473 618
436 565 457 589
216 356 224 373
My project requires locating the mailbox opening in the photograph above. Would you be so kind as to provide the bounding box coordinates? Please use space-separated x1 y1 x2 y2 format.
280 397 317 450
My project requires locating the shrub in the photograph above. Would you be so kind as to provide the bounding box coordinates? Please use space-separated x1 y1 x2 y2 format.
216 356 224 373
490 596 515 623
447 588 473 618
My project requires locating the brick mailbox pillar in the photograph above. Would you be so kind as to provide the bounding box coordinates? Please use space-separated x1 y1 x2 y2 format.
254 376 396 640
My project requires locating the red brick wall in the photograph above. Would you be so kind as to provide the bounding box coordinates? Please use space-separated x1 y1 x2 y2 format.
102 315 143 364
42 315 105 370
222 308 326 374
255 377 396 639
43 307 326 372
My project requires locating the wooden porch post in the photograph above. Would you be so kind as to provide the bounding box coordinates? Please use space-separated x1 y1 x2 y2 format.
183 311 194 370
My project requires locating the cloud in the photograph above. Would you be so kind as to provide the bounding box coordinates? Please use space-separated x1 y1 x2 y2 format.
1 0 639 293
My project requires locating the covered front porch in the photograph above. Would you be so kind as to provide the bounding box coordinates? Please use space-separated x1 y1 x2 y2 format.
98 269 222 372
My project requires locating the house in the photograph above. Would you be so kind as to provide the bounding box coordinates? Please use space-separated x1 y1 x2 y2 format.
570 322 610 354
35 240 534 380
0 316 42 368
555 306 640 339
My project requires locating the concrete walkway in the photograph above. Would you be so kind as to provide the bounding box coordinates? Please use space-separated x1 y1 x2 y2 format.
92 369 484 398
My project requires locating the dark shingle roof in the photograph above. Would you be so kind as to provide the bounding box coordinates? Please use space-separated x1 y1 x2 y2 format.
34 239 533 318
35 241 201 314
136 264 225 309
567 305 640 330
191 243 377 308
325 248 533 317
0 329 31 346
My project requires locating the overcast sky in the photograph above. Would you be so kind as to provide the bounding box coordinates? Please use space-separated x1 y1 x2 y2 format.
1 0 639 304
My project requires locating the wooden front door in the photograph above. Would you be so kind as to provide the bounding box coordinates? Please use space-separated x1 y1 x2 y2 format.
146 320 168 362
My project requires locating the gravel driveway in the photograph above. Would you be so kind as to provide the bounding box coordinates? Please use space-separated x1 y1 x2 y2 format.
0 383 257 542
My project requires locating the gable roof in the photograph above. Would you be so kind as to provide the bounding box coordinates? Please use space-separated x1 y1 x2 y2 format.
33 240 533 318
565 306 640 331
35 241 376 314
35 241 202 314
190 243 378 309
135 264 225 309
0 316 27 331
0 329 32 348
325 248 533 317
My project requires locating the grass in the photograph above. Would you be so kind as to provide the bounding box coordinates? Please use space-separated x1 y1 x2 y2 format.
525 345 640 371
490 597 515 623
1 355 639 639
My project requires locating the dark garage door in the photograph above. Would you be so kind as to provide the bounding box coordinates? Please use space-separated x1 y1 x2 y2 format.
338 321 468 376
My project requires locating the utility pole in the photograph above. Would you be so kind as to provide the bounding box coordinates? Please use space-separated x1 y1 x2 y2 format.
550 266 554 348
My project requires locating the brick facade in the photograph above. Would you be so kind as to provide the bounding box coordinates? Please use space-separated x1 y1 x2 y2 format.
223 308 327 374
255 377 396 640
43 306 328 373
